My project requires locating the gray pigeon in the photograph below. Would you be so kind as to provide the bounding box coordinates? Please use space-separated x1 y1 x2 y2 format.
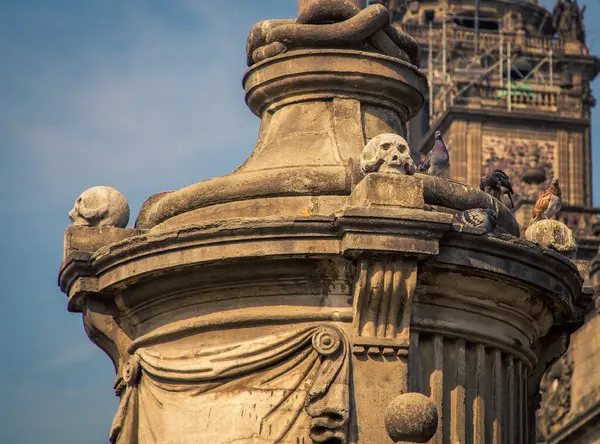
453 208 498 234
418 130 450 177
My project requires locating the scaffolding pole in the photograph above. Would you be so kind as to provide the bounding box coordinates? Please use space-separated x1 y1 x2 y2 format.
549 48 553 87
515 55 550 88
429 22 433 123
499 32 503 88
474 0 480 56
423 10 554 121
507 40 512 111
453 56 503 100
442 10 447 111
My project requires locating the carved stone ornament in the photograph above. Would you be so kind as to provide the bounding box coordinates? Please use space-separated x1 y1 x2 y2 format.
552 0 586 43
537 354 574 440
246 0 421 66
69 186 129 228
360 133 417 176
109 325 350 444
352 258 417 356
384 392 438 443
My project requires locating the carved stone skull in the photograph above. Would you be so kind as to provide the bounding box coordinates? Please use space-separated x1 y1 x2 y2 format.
360 133 416 176
69 186 130 228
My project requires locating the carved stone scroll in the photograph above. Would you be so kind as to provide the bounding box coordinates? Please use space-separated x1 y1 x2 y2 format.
109 325 349 444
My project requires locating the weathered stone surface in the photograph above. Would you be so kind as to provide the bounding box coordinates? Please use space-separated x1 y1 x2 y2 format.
360 133 416 176
248 0 420 66
526 219 578 259
384 392 438 442
57 204 581 442
418 173 520 237
134 50 427 229
69 186 129 228
63 225 143 259
570 315 600 416
56 1 587 442
350 173 424 209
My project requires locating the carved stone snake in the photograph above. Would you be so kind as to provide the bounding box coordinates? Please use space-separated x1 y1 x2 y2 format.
246 0 421 67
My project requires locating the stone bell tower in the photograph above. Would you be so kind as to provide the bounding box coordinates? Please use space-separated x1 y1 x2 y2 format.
379 0 600 259
59 0 585 442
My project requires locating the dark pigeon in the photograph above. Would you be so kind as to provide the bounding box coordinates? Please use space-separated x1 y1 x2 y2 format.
480 169 514 208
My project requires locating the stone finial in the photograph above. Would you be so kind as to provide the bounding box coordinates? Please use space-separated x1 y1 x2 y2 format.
384 392 438 443
69 186 130 228
360 133 416 176
525 219 578 258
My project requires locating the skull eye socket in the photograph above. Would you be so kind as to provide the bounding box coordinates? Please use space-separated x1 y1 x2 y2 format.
397 143 407 153
380 143 390 151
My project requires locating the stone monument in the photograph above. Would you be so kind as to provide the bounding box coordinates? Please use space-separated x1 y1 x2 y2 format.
58 1 583 442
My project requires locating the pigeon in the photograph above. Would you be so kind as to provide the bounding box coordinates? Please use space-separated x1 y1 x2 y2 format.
418 130 450 177
531 178 562 223
453 208 498 234
480 169 515 208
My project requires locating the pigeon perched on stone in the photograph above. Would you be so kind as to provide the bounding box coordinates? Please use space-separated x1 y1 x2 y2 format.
480 169 514 208
531 178 562 223
453 208 498 234
418 131 450 177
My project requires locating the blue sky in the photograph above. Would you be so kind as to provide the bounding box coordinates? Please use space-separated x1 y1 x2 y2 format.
0 1 598 442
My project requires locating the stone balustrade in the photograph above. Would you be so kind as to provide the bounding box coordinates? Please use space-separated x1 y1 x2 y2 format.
402 23 563 55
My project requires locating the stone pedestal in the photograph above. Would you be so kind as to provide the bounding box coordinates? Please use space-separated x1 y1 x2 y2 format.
59 175 580 443
57 2 582 442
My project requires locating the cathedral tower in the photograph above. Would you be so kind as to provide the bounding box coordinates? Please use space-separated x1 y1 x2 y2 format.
379 0 600 259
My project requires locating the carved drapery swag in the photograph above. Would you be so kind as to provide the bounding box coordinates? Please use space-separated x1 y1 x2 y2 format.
109 324 349 444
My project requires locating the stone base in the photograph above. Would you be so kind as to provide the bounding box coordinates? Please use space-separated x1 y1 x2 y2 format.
350 173 424 209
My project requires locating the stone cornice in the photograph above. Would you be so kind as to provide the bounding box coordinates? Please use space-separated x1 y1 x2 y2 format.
58 208 581 326
547 398 600 443
417 107 593 153
243 49 427 118
437 233 580 323
89 211 454 293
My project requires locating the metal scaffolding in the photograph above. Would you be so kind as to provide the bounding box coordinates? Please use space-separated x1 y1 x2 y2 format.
425 9 559 124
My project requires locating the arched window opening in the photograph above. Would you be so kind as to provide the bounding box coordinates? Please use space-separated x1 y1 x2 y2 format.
454 11 499 31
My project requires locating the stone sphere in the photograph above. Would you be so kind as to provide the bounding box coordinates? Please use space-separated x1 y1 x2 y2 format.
525 219 577 259
384 392 438 443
